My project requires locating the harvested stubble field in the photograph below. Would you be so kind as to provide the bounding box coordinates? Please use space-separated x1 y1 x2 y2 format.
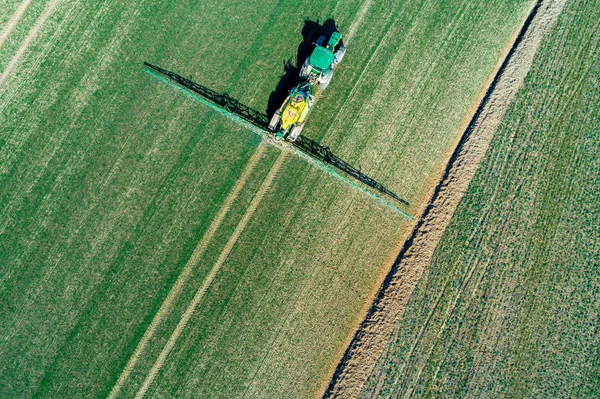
360 0 600 397
1 0 536 397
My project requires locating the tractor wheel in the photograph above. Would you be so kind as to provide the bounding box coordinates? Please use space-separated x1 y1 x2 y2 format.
334 46 346 64
299 59 311 79
268 112 281 131
289 123 304 141
319 69 334 90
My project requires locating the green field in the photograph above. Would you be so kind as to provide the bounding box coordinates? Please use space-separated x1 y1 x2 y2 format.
361 0 600 397
1 0 534 397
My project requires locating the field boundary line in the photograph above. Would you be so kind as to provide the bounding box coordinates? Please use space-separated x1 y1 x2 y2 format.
106 144 268 398
134 152 288 399
414 23 596 394
322 0 568 397
0 0 34 49
0 0 59 86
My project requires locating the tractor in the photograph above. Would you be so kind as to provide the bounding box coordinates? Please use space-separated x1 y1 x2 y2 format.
299 30 346 89
268 81 315 141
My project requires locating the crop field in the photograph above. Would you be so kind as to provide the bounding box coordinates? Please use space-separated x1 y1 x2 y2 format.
1 0 536 397
361 0 600 397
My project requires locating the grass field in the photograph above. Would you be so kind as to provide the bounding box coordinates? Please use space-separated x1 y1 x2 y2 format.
360 0 600 397
1 0 534 397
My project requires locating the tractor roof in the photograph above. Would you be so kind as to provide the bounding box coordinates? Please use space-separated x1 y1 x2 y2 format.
310 46 335 71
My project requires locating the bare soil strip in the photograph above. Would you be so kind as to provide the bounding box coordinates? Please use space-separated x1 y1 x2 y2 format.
0 0 59 86
0 0 33 49
323 0 567 397
135 152 288 399
107 145 268 398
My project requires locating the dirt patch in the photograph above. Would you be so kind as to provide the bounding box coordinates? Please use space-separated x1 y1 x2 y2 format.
322 0 567 397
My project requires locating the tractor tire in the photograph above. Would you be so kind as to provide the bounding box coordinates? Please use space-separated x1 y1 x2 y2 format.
334 46 346 64
268 112 281 131
319 69 334 90
299 59 312 79
289 123 304 141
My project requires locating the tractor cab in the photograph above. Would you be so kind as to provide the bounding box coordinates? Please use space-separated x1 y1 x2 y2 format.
309 46 336 72
300 30 346 89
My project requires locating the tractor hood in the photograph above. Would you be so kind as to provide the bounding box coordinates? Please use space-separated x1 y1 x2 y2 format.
309 46 335 71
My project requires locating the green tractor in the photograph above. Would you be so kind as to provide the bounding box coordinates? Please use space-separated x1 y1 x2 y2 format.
268 81 315 141
299 30 346 89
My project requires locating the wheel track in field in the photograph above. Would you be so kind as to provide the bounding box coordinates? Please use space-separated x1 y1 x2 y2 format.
104 3 289 396
425 35 596 394
0 1 125 240
344 0 373 44
133 152 288 399
0 0 33 49
107 144 268 398
0 2 140 281
0 4 161 393
323 0 568 397
0 0 60 86
0 0 82 112
107 9 284 389
114 5 381 394
0 2 142 343
406 4 588 392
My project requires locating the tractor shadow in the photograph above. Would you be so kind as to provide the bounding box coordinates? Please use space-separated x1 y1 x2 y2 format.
143 60 408 207
266 18 340 118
